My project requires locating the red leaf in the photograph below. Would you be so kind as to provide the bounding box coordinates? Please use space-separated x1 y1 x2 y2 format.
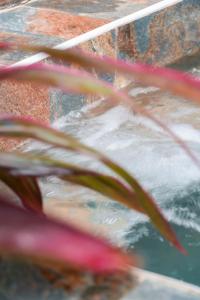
12 45 200 104
0 196 134 273
0 117 186 253
0 172 43 213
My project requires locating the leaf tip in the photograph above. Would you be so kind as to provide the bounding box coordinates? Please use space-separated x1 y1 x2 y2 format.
174 241 187 255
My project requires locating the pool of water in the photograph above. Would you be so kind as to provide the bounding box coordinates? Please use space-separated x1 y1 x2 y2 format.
23 64 200 286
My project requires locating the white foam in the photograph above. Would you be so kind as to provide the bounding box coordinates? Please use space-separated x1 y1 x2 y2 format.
37 103 200 201
25 103 200 242
169 124 200 144
60 105 200 195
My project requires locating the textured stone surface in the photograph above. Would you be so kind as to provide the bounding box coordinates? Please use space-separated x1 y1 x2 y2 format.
28 0 160 20
27 9 107 39
1 0 199 65
0 80 50 150
0 0 200 150
1 0 160 19
117 0 200 66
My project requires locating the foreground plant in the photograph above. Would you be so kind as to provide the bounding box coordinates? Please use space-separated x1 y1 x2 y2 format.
1 43 199 280
0 116 184 252
0 195 132 273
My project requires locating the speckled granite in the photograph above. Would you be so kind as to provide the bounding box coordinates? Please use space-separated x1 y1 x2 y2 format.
117 0 200 65
1 0 160 19
50 0 200 120
0 0 200 143
28 0 160 20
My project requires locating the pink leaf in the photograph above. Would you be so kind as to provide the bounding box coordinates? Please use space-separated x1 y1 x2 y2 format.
0 196 134 273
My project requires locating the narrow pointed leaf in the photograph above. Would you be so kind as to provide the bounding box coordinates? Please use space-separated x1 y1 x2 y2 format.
20 45 200 105
0 171 42 213
13 50 199 169
0 62 198 171
0 47 189 252
0 44 199 168
0 64 113 98
0 118 185 252
0 152 144 213
0 196 133 272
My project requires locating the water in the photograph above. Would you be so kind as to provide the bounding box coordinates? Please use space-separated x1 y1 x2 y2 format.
24 70 200 286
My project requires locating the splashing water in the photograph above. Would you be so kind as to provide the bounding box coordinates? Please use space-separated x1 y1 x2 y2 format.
25 83 200 285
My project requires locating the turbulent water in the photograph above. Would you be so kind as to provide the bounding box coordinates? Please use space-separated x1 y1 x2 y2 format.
25 80 200 285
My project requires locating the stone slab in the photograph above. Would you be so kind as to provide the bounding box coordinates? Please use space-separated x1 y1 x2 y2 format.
0 0 200 149
28 0 161 20
1 0 161 19
50 0 200 120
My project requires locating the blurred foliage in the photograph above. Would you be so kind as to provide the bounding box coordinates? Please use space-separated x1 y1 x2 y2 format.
1 43 198 282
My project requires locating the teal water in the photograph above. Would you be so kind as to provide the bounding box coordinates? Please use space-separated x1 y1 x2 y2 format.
127 61 200 286
127 187 200 286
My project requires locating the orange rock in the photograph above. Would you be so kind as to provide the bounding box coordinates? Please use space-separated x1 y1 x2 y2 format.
0 80 50 151
27 9 108 39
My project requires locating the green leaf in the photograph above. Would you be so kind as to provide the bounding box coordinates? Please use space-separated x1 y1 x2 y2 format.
0 118 185 253
1 44 199 167
23 45 200 104
0 152 144 213
0 61 198 171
